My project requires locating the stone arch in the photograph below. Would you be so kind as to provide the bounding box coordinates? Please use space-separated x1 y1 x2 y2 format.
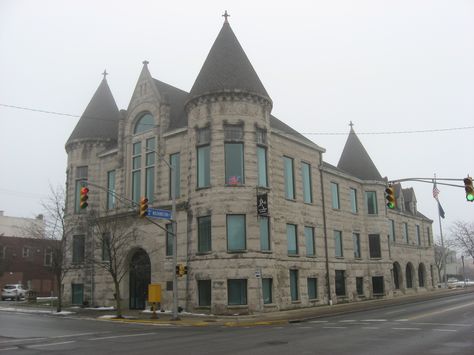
129 248 151 310
406 262 414 289
418 263 426 287
393 262 402 289
133 112 155 135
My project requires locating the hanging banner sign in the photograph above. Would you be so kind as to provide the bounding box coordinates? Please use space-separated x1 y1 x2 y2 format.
257 193 268 216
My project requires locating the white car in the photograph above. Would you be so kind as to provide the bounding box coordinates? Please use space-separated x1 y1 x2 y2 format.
1 284 28 301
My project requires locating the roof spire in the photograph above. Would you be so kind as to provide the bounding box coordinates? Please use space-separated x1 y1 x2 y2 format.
142 60 149 66
102 69 108 80
349 121 354 129
222 10 230 23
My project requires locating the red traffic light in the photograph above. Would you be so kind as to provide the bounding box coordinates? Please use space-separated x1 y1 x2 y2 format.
80 187 89 209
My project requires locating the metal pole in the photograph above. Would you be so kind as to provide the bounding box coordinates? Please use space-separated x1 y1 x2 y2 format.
171 163 179 320
435 174 448 288
462 255 466 287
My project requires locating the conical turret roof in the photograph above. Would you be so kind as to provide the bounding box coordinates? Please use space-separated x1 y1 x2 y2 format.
188 20 270 102
337 126 383 181
66 77 119 147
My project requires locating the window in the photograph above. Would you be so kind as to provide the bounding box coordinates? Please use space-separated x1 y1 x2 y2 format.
257 146 268 187
388 219 396 242
198 280 211 307
22 247 29 258
72 235 85 263
418 266 425 287
44 248 52 266
365 191 378 215
262 278 272 304
197 216 211 253
331 182 340 209
402 223 409 243
166 281 173 291
356 277 364 296
372 276 384 295
259 216 270 251
334 230 343 257
101 233 111 262
353 233 361 259
287 224 298 255
166 224 173 256
75 166 88 213
307 278 318 300
369 234 381 258
290 270 299 301
256 128 267 145
132 141 141 203
301 162 312 203
107 170 116 209
134 113 154 134
71 284 84 305
304 226 315 256
197 145 210 188
335 270 346 296
169 153 180 199
145 138 155 202
224 125 243 141
426 227 431 246
416 225 421 246
350 188 358 213
227 215 246 251
283 156 295 199
228 279 247 305
225 143 244 185
406 264 413 288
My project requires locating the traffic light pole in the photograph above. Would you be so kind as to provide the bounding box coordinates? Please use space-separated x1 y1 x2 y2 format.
170 164 179 321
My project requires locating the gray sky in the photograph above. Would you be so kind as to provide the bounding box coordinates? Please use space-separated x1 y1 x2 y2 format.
1 0 473 241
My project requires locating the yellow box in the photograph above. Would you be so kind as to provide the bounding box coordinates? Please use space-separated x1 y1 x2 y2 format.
148 284 161 303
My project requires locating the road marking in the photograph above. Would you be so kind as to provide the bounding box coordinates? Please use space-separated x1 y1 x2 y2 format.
392 327 421 331
29 341 75 348
323 326 347 329
433 329 457 332
309 320 328 323
0 347 18 352
52 332 105 338
412 322 471 327
396 319 409 322
89 332 155 341
298 326 313 329
363 319 387 322
362 327 380 329
0 337 47 344
339 320 356 323
406 301 474 321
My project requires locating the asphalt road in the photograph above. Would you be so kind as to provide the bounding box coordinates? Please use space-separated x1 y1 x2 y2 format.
1 292 473 354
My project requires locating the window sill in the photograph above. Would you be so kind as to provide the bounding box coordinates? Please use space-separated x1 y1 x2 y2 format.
288 254 300 257
285 198 297 202
227 250 247 254
370 257 382 260
259 250 273 254
227 305 248 309
291 300 301 304
308 298 319 302
196 186 211 191
196 251 212 256
225 184 245 187
335 256 344 259
263 303 277 307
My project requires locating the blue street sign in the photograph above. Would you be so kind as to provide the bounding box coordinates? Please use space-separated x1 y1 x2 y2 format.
147 208 172 220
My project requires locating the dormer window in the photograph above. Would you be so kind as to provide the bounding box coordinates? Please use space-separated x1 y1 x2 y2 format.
134 113 154 134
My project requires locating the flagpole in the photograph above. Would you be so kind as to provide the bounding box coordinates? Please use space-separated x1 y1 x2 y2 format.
435 174 447 288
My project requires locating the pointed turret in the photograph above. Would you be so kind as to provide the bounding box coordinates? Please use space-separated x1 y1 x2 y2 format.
188 17 270 104
66 73 120 148
337 124 382 181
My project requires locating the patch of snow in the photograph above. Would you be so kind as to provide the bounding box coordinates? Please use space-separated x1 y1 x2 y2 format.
0 307 74 315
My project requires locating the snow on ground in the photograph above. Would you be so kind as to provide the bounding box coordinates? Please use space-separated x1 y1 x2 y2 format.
0 307 74 315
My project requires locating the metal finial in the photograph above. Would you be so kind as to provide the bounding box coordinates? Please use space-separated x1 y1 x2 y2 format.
222 10 230 23
102 69 108 79
349 121 354 129
142 60 149 66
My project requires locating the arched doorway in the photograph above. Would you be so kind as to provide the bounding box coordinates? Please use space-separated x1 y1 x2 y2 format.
393 262 402 289
418 263 426 287
406 263 414 289
129 249 151 310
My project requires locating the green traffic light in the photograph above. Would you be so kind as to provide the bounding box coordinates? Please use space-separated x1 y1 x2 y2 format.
387 202 395 209
467 193 474 202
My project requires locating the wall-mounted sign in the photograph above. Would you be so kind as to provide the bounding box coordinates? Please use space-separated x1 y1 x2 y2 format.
257 193 268 216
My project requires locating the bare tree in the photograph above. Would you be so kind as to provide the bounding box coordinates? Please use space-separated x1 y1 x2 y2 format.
86 208 141 318
450 221 474 260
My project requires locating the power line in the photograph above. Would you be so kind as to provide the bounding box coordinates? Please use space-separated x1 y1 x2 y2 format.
2 102 473 136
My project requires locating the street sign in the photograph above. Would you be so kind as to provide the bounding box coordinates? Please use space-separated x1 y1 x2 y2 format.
255 270 261 278
147 208 172 220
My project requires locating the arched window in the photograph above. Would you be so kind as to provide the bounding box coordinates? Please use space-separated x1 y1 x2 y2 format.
134 113 154 134
393 262 401 289
418 263 425 287
406 263 413 289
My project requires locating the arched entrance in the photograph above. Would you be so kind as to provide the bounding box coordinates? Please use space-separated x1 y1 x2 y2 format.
418 263 426 287
129 249 151 310
406 263 414 289
393 262 402 289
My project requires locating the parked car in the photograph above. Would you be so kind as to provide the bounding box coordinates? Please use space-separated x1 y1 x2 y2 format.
1 284 28 301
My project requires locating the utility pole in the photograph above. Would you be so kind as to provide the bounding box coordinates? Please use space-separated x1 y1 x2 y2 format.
170 163 179 320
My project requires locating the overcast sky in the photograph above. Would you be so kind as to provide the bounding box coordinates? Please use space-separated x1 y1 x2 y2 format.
0 0 473 241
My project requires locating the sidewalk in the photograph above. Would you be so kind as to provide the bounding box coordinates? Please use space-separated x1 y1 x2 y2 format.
2 287 473 327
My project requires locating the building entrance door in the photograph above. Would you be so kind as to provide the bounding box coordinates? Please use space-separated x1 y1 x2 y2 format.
129 249 151 310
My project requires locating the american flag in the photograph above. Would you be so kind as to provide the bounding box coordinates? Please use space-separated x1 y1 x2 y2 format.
432 181 440 200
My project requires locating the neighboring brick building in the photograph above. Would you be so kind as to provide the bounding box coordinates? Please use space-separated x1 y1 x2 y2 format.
63 17 436 313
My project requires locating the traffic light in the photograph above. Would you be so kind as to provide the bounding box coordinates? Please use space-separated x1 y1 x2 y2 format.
183 266 188 275
80 187 89 209
464 177 474 202
175 264 188 277
175 265 180 276
139 197 149 218
385 185 396 209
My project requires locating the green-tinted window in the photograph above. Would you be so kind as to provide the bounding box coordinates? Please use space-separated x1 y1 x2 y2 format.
170 153 181 199
304 226 315 256
283 157 295 199
257 146 268 187
262 278 272 304
331 182 340 209
227 215 246 251
198 280 211 307
107 170 116 209
334 230 343 257
389 219 396 242
301 162 312 203
134 113 154 134
335 270 346 296
353 233 361 258
307 278 317 299
225 143 244 185
287 224 298 255
198 216 211 253
197 145 210 188
72 235 85 263
228 279 247 305
71 284 84 305
290 269 299 301
350 188 358 213
145 138 155 203
259 216 270 251
365 191 378 215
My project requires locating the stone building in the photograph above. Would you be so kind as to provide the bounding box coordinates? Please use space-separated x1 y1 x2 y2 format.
63 18 436 314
